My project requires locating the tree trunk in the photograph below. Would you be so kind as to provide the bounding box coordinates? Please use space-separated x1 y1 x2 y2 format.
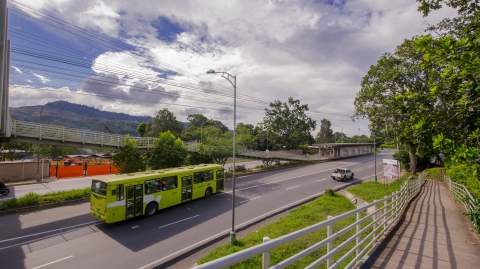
407 142 417 175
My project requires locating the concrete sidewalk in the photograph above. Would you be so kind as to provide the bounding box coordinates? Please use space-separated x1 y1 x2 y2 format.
366 180 480 269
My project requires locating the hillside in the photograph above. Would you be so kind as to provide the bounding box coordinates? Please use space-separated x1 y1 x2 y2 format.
10 101 152 136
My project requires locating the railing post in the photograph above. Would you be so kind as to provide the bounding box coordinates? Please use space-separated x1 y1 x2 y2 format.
384 196 388 232
356 206 360 257
62 127 65 142
82 130 85 144
262 236 270 269
395 191 399 220
327 215 333 267
373 200 377 242
39 124 42 140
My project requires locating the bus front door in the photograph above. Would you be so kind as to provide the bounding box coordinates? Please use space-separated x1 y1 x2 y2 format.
126 184 143 219
181 175 192 202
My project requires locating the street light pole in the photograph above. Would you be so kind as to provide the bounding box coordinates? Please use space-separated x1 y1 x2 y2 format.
374 136 377 182
206 69 237 245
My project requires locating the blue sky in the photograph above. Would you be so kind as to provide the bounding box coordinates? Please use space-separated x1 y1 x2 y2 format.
7 0 456 137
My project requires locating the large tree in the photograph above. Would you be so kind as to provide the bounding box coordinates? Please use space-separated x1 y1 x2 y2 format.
415 0 480 166
148 131 187 169
136 122 147 137
262 97 316 150
315 118 334 143
145 109 184 138
354 38 437 174
200 136 234 166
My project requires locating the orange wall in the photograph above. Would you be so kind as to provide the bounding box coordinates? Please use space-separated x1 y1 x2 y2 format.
57 166 84 178
111 166 119 174
50 166 56 177
87 165 111 176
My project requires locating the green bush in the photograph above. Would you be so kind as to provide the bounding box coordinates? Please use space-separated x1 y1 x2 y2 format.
426 167 445 180
379 143 397 149
393 150 410 170
325 188 335 196
447 164 480 199
0 187 91 211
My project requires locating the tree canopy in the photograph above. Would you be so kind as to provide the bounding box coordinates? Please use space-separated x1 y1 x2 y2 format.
316 118 334 143
112 135 145 173
263 97 316 150
146 109 184 138
148 131 187 169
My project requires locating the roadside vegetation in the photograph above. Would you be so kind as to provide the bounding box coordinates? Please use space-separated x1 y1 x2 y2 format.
0 188 90 211
198 191 373 268
348 174 417 203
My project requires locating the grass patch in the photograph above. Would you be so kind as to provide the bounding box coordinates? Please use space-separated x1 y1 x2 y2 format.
348 174 417 203
425 167 445 180
0 187 91 211
198 193 373 268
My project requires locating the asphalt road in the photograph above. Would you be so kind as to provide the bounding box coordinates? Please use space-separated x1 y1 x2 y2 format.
0 151 393 269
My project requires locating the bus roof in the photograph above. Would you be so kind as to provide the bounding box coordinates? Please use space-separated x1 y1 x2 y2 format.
93 164 224 184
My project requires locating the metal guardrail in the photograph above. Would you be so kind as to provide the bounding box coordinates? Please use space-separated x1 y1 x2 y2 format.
442 175 477 227
11 120 156 148
193 173 426 269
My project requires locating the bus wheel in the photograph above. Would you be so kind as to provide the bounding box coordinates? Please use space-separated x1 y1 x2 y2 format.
145 202 158 217
205 187 212 198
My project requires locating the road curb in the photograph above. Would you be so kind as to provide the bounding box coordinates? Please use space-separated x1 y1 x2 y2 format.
0 197 90 216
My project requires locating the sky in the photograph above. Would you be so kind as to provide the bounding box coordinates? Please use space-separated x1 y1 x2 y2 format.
6 0 457 137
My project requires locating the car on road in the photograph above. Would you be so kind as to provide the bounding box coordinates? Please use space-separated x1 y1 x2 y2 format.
331 168 354 180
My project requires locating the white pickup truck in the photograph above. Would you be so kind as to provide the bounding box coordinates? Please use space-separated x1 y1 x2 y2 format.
331 168 354 180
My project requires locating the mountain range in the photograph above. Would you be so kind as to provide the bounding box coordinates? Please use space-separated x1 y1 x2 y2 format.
10 101 152 136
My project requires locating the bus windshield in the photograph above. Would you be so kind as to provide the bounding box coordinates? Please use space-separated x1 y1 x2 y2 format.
91 180 107 196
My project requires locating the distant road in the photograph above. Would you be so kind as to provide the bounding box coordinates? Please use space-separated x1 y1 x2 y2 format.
0 151 393 269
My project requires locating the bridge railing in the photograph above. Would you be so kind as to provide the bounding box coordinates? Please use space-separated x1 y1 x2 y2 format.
193 173 426 269
11 121 155 148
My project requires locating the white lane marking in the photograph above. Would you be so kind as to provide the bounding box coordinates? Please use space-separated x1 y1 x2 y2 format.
315 178 328 182
159 215 200 229
367 166 373 168
0 220 102 244
286 185 300 190
32 255 73 269
139 172 384 269
357 169 362 171
239 196 261 204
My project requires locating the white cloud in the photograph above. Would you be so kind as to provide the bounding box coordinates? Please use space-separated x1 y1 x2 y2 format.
11 0 457 136
32 73 51 84
11 66 22 73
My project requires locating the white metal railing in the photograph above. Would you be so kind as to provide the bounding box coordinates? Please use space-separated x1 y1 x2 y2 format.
193 173 426 269
11 120 155 148
442 175 477 226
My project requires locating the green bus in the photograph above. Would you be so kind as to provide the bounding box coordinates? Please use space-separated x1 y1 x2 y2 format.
90 164 225 223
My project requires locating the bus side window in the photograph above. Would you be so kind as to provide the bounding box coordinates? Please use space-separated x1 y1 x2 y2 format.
194 172 203 183
145 179 157 194
116 184 124 201
205 170 213 181
164 176 177 190
216 170 224 180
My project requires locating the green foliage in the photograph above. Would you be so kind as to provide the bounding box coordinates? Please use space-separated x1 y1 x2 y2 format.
316 118 334 143
200 137 234 159
425 167 446 180
199 192 361 268
136 122 147 137
380 143 397 149
148 131 188 169
393 150 410 170
145 108 184 137
0 188 91 211
325 188 335 196
446 164 480 199
112 135 145 173
465 199 480 233
263 97 316 150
